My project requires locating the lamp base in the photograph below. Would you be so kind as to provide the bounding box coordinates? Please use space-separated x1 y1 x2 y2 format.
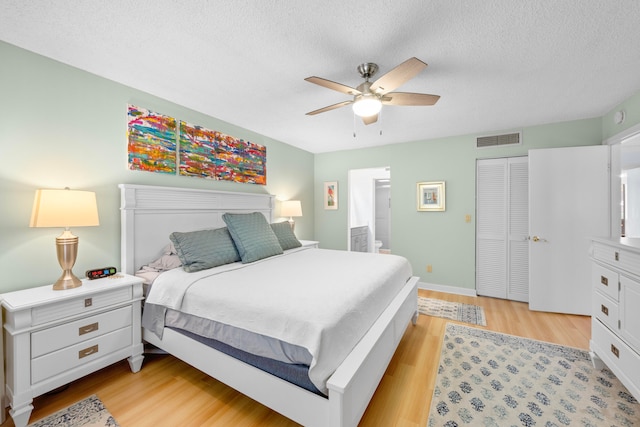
53 271 83 290
53 229 82 291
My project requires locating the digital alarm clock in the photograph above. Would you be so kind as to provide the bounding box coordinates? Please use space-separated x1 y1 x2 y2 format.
86 267 117 280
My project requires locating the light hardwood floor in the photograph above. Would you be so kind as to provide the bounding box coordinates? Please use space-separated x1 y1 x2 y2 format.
5 289 591 426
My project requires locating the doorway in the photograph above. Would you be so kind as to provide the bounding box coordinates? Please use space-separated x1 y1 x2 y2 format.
348 167 391 252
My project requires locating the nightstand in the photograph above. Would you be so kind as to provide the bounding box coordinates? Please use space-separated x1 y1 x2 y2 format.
299 240 319 248
1 274 144 427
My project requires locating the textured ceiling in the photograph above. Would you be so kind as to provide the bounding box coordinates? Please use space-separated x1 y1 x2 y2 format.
2 1 640 153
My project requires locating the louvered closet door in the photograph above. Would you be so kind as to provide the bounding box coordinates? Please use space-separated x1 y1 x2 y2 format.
507 157 529 302
476 157 529 301
476 159 508 298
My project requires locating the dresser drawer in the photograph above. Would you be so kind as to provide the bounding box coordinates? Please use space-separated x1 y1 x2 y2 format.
592 241 640 277
592 320 640 394
31 326 132 384
31 306 132 358
592 241 621 265
592 263 619 301
31 286 132 326
593 291 618 332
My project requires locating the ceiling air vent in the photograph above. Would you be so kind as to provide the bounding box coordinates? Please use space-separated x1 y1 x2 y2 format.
476 132 521 148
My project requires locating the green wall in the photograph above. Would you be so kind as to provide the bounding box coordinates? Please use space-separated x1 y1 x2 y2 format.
315 119 610 291
2 40 639 295
0 41 314 292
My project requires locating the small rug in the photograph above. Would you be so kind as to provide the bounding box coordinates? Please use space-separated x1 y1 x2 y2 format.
28 395 119 427
427 323 640 426
418 296 487 326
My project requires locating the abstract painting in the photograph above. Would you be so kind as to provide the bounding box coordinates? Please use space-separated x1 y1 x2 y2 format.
179 121 220 179
127 104 177 174
180 121 266 184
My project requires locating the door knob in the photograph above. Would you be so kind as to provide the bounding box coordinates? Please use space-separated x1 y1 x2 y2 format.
532 236 547 242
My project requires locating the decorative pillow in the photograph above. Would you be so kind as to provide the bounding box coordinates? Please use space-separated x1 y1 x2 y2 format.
271 221 302 250
169 227 240 272
222 212 283 263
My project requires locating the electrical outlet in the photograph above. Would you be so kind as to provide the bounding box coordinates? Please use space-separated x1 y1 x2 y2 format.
426 264 432 273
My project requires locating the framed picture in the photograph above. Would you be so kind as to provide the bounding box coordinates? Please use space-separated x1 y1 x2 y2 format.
324 181 338 210
417 181 445 211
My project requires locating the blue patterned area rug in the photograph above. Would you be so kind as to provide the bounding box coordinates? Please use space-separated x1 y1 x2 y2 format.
418 297 487 326
428 324 640 426
28 395 118 427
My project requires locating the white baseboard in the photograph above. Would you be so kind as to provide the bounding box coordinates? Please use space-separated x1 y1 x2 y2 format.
418 281 478 297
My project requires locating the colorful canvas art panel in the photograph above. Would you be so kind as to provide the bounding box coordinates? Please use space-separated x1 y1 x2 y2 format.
127 105 177 174
179 121 222 179
217 136 267 184
180 123 267 185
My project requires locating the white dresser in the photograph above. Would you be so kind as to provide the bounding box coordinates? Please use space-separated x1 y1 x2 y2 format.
1 274 144 427
589 237 640 402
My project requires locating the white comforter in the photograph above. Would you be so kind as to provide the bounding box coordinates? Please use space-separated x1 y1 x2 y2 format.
145 247 413 394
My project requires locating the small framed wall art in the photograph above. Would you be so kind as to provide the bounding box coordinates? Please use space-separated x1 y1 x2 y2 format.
324 181 338 210
417 181 445 211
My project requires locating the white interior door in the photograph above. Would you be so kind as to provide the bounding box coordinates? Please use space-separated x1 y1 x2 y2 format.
529 145 609 314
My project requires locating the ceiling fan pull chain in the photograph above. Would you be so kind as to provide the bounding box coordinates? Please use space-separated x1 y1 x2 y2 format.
353 113 357 138
379 110 383 136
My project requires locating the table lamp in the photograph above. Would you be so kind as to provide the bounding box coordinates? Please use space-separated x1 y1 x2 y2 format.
30 188 100 290
280 200 302 231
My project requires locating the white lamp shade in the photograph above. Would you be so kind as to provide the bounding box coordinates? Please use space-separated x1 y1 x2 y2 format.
352 95 382 117
281 200 302 217
30 189 100 228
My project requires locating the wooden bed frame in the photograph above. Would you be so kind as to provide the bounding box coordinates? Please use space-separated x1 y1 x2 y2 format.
120 184 419 427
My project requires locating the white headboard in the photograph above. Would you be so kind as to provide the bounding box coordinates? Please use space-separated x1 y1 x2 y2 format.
119 184 275 274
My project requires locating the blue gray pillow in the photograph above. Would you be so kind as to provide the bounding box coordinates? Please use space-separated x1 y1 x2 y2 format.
270 221 302 250
170 227 240 272
222 212 283 263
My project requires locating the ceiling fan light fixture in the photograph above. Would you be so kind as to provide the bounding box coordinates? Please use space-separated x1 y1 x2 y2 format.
352 95 382 117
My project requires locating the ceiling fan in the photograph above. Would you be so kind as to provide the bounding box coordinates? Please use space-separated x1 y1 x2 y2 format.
305 57 440 125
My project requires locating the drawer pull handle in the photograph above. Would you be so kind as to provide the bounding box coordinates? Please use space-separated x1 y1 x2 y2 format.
84 298 93 307
601 305 609 316
79 322 99 336
611 344 620 358
601 276 608 286
79 344 99 359
615 252 619 261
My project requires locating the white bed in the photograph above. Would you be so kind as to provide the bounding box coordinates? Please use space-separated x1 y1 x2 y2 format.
120 183 419 427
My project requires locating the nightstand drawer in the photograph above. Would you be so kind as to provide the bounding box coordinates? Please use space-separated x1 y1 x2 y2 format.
31 326 132 384
31 306 132 357
593 290 618 332
32 286 132 326
592 263 619 301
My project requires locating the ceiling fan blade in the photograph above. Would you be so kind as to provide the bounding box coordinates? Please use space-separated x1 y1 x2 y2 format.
381 92 440 106
306 100 353 116
369 57 428 94
362 114 378 125
304 76 361 95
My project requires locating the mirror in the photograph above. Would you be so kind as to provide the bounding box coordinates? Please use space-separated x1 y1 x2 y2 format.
620 133 640 237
